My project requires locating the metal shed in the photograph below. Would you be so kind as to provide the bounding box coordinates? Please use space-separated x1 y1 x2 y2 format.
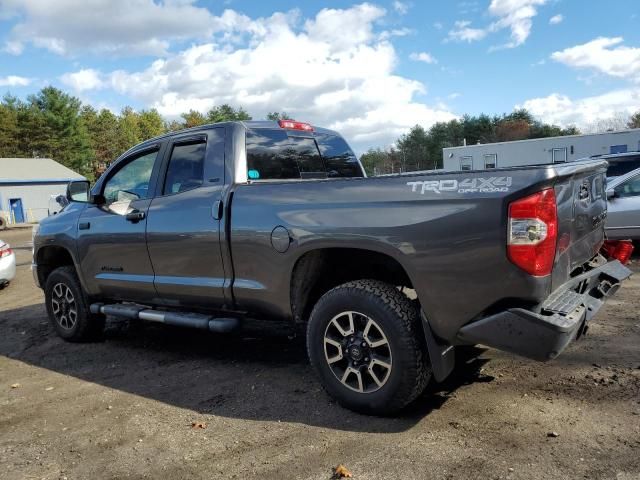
442 128 640 171
0 158 85 224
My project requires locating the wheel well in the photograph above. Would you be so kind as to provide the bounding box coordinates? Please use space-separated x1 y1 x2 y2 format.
290 248 413 324
36 246 75 286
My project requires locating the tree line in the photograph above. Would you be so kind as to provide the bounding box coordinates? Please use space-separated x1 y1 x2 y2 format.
361 110 640 176
1 86 639 179
0 86 288 180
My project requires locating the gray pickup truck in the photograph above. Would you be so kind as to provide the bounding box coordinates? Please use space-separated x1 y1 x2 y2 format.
32 120 631 415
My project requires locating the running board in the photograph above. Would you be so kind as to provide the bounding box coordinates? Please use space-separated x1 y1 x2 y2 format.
90 303 240 333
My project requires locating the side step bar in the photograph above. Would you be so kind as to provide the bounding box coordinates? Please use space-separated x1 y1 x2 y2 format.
90 303 240 333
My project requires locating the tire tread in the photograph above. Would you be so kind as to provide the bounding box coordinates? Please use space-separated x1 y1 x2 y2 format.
307 279 431 415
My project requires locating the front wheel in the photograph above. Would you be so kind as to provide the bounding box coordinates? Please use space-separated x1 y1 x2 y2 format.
44 266 105 342
307 279 431 415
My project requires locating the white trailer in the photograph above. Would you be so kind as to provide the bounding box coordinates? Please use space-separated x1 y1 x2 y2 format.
442 128 640 171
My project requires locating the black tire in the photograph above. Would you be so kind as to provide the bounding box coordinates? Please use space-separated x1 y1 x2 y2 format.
307 279 431 415
44 266 105 342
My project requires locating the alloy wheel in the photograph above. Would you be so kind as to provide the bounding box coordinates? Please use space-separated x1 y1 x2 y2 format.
51 282 78 330
323 311 393 393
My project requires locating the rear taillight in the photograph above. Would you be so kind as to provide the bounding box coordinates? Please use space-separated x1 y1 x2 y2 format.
0 245 12 258
507 188 558 276
278 119 313 131
601 240 634 265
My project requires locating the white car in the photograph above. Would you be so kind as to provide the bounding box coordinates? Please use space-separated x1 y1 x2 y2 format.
0 240 16 287
606 167 640 241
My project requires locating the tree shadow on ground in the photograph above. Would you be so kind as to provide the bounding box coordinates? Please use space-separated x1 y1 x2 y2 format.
0 303 494 433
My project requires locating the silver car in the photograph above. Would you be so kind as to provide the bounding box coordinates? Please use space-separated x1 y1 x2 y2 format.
606 167 640 240
0 240 16 286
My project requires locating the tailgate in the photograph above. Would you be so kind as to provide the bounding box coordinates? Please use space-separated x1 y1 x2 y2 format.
551 160 608 290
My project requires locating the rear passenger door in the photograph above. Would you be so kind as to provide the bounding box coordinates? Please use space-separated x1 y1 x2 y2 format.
146 128 227 308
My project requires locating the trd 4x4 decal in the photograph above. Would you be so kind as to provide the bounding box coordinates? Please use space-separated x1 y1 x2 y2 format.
407 177 513 195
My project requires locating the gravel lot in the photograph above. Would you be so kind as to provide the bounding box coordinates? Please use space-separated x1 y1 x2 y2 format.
1 227 639 480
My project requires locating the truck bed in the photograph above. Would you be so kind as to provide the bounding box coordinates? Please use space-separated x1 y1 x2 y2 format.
228 159 609 343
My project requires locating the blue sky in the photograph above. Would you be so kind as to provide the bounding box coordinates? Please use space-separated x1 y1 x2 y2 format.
1 0 639 152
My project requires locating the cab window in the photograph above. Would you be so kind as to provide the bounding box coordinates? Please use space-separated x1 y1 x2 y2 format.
315 134 363 178
163 141 206 194
246 129 326 180
103 150 157 203
615 175 640 198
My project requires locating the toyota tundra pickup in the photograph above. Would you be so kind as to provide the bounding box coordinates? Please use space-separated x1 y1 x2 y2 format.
32 120 632 415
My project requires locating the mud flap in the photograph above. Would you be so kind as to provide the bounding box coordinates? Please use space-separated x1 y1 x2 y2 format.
421 311 455 382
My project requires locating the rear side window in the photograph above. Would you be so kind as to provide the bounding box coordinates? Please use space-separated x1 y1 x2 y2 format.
246 129 326 180
615 174 640 198
163 141 206 194
315 134 363 178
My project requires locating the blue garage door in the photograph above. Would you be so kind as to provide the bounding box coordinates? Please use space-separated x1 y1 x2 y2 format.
9 198 25 223
610 144 628 154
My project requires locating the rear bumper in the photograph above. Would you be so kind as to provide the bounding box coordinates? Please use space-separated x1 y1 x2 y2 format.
457 257 632 361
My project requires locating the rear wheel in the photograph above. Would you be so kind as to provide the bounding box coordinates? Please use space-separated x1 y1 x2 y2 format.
307 279 431 415
45 266 105 341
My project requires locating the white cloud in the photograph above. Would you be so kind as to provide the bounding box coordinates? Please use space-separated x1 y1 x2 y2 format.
517 88 640 129
379 27 413 41
551 37 640 82
63 4 455 150
447 20 488 42
0 75 32 87
0 0 222 56
448 92 462 100
447 0 548 48
488 0 547 48
409 52 437 64
549 14 563 25
393 1 409 15
60 69 105 92
521 37 640 131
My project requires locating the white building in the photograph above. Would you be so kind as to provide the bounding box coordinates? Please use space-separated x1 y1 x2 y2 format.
0 158 85 224
442 128 640 171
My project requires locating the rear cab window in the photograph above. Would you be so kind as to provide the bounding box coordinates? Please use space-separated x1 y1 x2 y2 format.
246 128 363 180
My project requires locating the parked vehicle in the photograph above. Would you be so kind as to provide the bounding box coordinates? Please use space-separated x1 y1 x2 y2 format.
590 151 640 178
32 120 631 415
606 167 640 240
0 240 16 287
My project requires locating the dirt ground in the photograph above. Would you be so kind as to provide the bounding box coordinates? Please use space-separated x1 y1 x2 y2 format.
1 227 639 480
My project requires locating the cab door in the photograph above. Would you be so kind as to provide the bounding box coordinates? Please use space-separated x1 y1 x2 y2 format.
76 145 165 302
146 128 227 308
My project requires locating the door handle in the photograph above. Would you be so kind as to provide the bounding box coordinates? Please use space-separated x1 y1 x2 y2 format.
212 200 223 220
125 210 146 223
79 222 90 230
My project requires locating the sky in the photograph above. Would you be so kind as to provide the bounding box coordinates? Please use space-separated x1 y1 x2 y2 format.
0 0 639 153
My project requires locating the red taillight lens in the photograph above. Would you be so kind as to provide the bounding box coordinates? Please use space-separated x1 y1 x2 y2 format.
0 245 12 258
602 240 634 265
278 119 313 131
507 188 558 276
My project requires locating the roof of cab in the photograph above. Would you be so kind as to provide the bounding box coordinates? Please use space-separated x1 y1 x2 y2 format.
131 120 340 153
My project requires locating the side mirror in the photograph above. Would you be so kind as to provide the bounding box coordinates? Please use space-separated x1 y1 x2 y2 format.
605 189 617 200
66 180 91 203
